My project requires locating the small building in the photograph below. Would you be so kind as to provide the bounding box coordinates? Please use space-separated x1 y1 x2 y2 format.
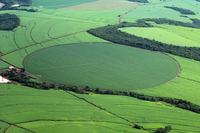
0 76 9 83
9 66 15 70
0 2 5 9
10 4 20 8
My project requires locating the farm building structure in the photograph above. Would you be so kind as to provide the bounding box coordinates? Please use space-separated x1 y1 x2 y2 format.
0 76 9 83
10 4 20 7
0 2 5 9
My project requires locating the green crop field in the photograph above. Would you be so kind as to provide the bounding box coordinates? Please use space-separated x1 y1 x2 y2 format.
74 92 200 133
0 84 146 133
32 0 97 9
119 27 200 47
59 0 139 11
24 43 179 90
1 0 200 132
134 54 200 106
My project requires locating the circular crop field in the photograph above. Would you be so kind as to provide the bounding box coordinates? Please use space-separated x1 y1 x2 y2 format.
24 43 180 90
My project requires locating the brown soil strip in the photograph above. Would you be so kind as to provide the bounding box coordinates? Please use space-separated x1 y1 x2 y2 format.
30 22 37 44
3 124 14 133
118 5 141 24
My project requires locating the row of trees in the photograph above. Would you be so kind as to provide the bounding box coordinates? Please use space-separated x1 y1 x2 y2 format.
0 13 19 30
128 0 148 3
88 19 200 61
3 68 200 115
164 6 196 15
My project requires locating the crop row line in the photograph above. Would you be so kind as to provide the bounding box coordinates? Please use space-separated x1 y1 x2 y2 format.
66 91 149 132
179 76 200 83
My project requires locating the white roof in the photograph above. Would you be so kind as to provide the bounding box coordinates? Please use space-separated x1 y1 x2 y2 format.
0 2 5 9
11 4 20 7
0 76 9 83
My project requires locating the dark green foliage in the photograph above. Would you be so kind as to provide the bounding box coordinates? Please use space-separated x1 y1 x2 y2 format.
156 126 172 133
164 6 196 15
0 0 31 6
0 13 19 30
87 19 200 62
128 0 149 3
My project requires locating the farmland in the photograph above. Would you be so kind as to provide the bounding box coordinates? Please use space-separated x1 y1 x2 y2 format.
119 27 200 47
0 84 144 133
23 43 179 90
1 0 200 132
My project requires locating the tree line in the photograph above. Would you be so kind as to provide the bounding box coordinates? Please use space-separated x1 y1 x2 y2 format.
128 0 148 3
164 6 196 15
0 13 19 30
87 19 200 61
2 68 200 116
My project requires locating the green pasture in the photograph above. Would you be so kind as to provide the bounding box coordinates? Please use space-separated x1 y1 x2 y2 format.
24 43 179 90
0 84 145 133
74 92 200 133
135 54 200 106
119 27 200 47
32 0 97 9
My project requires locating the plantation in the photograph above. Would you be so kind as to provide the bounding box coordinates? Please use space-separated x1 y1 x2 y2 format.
24 43 179 90
0 84 146 133
119 27 200 47
1 0 200 132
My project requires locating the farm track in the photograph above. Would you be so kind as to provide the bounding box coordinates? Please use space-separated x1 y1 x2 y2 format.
118 5 141 24
0 119 34 133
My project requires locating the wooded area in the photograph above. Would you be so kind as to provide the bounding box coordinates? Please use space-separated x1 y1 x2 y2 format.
128 0 149 3
164 6 196 15
0 13 19 30
88 18 200 62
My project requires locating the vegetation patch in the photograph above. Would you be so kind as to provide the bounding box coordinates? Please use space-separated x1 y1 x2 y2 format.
88 20 200 61
128 0 148 3
24 43 179 90
0 13 19 30
164 6 196 15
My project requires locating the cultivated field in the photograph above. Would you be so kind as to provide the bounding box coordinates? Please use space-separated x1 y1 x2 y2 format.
75 92 200 133
1 0 200 132
119 27 200 47
24 43 179 90
0 84 146 133
59 0 139 11
32 0 97 9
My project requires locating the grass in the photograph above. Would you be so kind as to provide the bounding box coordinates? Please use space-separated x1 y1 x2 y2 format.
0 84 145 133
24 43 179 90
74 92 200 133
119 27 200 47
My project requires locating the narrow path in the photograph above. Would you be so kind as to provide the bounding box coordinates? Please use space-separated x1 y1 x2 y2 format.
3 124 14 133
118 5 141 24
